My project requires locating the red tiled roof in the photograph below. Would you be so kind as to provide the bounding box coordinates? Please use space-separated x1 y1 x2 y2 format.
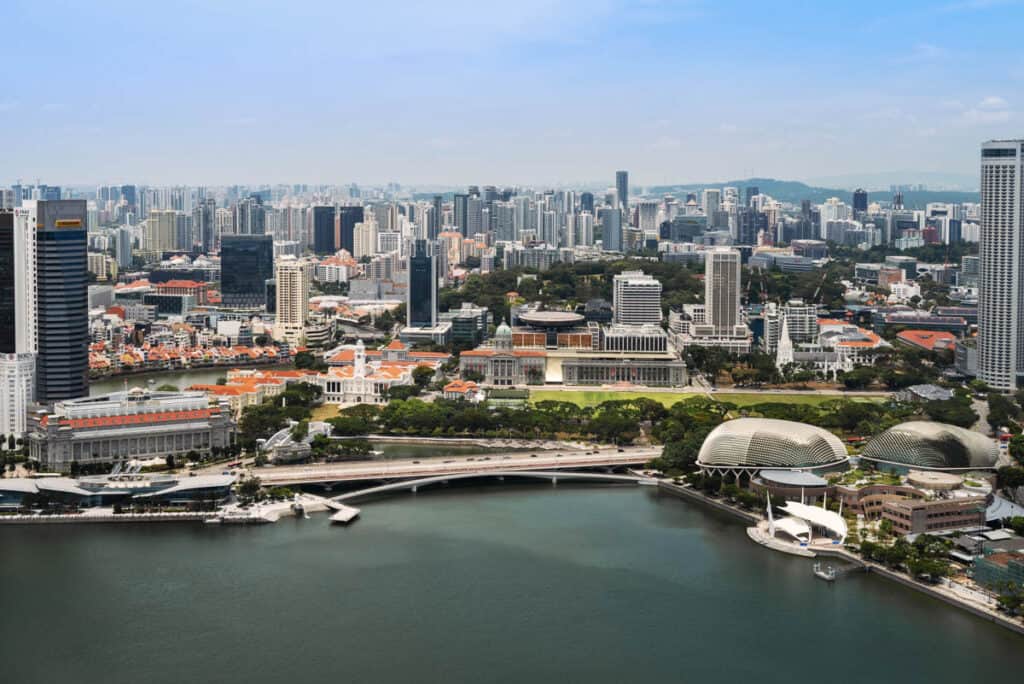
57 408 218 430
897 329 956 351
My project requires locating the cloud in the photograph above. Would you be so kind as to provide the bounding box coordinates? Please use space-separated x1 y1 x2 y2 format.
955 96 1013 125
905 42 946 61
940 0 1019 12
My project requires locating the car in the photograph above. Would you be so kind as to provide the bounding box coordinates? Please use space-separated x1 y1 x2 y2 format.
530 454 537 458
467 457 476 461
412 460 420 464
443 459 455 463
617 448 624 452
502 456 511 460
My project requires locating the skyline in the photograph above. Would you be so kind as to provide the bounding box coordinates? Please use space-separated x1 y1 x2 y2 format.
2 0 1022 187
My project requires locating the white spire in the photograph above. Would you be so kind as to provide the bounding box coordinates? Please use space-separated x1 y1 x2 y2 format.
776 313 794 368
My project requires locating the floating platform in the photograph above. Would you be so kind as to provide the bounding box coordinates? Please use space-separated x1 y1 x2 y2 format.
329 505 361 524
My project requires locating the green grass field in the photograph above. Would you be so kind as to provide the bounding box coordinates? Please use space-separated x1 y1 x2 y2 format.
528 389 885 408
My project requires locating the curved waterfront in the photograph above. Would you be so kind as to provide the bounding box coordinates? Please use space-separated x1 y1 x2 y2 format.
2 485 1022 683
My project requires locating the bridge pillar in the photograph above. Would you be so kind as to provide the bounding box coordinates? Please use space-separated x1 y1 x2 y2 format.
411 485 418 493
498 476 504 481
551 477 558 486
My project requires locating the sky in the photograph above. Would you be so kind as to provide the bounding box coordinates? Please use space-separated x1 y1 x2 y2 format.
2 0 1023 188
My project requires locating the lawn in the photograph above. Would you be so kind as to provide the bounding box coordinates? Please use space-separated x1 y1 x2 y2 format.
528 389 886 408
310 404 341 422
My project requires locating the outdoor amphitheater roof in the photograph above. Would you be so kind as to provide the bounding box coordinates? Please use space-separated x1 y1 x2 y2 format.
697 418 848 470
517 311 586 328
861 421 998 470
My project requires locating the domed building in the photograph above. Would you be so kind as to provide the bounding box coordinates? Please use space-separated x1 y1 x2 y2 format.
860 421 998 471
696 418 849 476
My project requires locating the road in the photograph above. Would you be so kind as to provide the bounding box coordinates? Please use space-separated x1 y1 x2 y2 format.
248 446 660 486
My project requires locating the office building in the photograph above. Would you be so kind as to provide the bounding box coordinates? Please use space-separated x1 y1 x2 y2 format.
273 257 310 345
613 271 662 325
978 139 1024 390
31 200 89 403
353 220 378 259
337 206 364 255
705 248 742 335
312 206 336 255
852 189 868 214
220 235 273 309
0 210 35 436
143 209 179 252
599 207 623 252
407 239 438 328
615 171 629 211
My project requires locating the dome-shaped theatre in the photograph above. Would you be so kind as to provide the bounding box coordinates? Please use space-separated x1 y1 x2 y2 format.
860 421 998 471
696 418 848 474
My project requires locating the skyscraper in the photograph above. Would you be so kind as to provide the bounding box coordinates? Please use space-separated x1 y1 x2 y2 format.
0 209 35 436
852 188 868 214
337 206 364 254
978 139 1024 390
580 192 595 214
407 239 437 328
312 206 336 254
453 193 469 236
34 200 89 402
615 171 629 211
272 257 310 345
613 270 662 325
705 248 742 335
599 207 622 252
220 235 274 308
745 186 760 207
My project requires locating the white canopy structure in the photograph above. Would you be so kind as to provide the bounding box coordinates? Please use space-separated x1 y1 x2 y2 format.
779 501 848 543
772 516 812 542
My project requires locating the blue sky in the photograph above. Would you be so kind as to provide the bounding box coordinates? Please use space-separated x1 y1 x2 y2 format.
2 0 1022 187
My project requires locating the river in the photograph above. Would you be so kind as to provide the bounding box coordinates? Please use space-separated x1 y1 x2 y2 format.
89 368 231 395
1 485 1022 683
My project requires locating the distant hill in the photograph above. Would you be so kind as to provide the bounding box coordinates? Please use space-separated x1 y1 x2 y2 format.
645 177 979 210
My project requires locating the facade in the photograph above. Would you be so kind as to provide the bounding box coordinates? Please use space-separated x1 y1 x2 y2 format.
978 139 1024 390
337 206 365 255
407 239 438 328
615 170 629 210
35 200 89 402
220 235 273 308
613 270 662 325
273 257 311 346
460 323 547 385
0 209 35 436
882 497 986 535
696 418 849 475
312 206 336 255
27 389 235 473
861 421 999 471
704 248 743 335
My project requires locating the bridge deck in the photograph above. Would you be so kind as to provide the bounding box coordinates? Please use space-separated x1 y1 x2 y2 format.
333 471 656 502
254 449 657 487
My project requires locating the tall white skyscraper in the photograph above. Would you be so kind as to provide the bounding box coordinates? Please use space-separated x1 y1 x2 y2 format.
702 189 721 227
978 139 1024 390
0 206 38 437
613 270 662 325
272 257 311 345
353 220 379 259
578 212 595 246
705 248 742 335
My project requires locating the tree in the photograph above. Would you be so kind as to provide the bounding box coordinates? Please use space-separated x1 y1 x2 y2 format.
461 369 484 383
923 398 978 428
412 365 434 388
384 385 422 401
6 434 14 451
156 383 179 392
165 454 176 470
291 420 310 441
238 477 262 499
1009 436 1024 466
294 351 320 370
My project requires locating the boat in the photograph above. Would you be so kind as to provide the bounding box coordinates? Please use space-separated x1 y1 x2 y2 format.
813 562 836 582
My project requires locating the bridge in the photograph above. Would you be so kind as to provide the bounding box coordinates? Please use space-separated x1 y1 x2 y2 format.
332 470 658 503
252 447 658 487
